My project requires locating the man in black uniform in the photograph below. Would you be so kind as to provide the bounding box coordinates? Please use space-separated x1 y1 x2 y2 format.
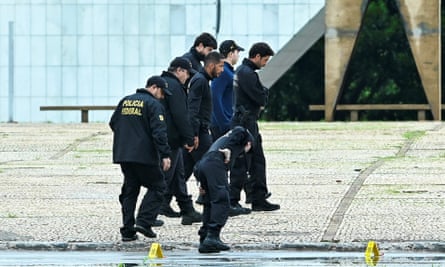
230 42 280 212
109 75 172 241
184 51 224 182
194 126 254 253
159 57 202 225
183 32 217 72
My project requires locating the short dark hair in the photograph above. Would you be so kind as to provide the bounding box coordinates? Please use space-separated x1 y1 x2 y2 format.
248 42 275 58
203 51 223 66
193 32 217 49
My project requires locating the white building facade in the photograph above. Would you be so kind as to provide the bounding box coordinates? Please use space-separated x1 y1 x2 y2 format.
0 0 324 122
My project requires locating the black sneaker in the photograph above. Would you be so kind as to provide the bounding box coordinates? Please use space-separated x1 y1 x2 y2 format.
229 203 251 217
252 200 280 211
121 234 138 242
134 224 156 238
181 210 202 225
159 206 181 218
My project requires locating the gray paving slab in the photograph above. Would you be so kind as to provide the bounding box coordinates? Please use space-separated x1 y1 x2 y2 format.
0 122 444 252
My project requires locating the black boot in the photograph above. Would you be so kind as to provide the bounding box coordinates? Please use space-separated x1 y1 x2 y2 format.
181 209 202 225
159 205 181 218
252 199 280 211
198 232 230 253
198 228 207 244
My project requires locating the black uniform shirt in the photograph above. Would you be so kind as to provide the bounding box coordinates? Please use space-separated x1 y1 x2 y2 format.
233 58 269 119
188 70 213 136
160 71 195 149
109 89 171 165
207 126 253 168
183 47 204 73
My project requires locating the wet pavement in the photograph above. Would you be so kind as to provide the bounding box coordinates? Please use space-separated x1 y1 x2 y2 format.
0 121 444 265
1 250 445 266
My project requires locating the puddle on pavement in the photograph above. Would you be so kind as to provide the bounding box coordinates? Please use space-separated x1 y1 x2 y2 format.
0 250 444 266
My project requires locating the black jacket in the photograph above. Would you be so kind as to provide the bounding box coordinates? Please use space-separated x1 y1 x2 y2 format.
109 89 171 165
188 70 213 135
183 47 204 72
160 71 194 149
233 58 269 121
208 126 254 168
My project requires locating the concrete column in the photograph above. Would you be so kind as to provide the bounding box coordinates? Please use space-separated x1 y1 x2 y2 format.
325 0 369 121
396 0 441 120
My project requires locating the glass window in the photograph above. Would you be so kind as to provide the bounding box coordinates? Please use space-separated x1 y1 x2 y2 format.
15 36 31 66
0 67 7 97
15 5 31 35
31 5 46 35
0 37 8 67
62 5 77 35
31 67 46 97
139 37 155 66
78 66 93 97
124 5 139 35
46 36 62 66
62 36 77 66
93 36 108 66
154 36 170 66
46 66 62 97
14 67 31 97
124 66 139 93
14 97 31 122
124 36 139 66
77 5 93 35
93 4 107 35
78 35 93 66
231 4 248 35
31 36 46 66
248 4 263 34
62 66 78 97
109 36 123 66
154 4 169 35
108 67 123 97
92 67 108 96
108 5 123 35
46 4 62 35
0 5 16 35
138 4 154 35
170 5 185 35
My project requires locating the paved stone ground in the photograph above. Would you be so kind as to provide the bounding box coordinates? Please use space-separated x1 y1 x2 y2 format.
0 121 444 252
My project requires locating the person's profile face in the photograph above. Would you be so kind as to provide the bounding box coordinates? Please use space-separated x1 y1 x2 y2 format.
155 86 165 100
212 60 225 78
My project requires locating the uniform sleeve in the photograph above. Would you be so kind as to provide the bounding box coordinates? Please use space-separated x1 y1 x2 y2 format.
149 102 171 159
167 86 195 147
188 77 204 135
109 98 124 131
237 70 268 107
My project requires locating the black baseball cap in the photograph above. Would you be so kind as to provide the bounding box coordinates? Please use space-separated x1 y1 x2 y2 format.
169 56 197 75
146 75 172 96
219 40 245 57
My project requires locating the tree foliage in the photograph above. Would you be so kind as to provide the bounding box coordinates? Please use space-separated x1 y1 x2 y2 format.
264 0 439 121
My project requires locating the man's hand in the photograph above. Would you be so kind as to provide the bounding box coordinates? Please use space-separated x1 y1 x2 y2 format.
193 136 199 149
162 157 171 171
184 144 194 153
218 148 231 164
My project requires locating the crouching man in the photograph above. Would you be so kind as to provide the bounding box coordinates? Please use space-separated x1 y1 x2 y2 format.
193 126 253 253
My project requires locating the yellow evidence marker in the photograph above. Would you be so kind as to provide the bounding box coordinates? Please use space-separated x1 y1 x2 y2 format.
365 241 381 266
148 242 164 259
